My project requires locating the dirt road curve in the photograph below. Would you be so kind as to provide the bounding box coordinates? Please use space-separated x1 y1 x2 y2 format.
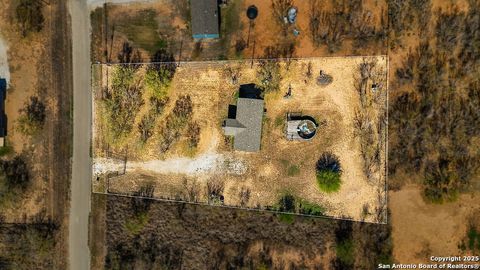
68 0 92 269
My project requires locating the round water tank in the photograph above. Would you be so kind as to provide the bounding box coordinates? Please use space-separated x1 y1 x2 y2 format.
247 5 258 20
297 119 317 140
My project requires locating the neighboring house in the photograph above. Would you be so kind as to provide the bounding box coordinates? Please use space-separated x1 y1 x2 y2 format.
223 84 264 152
0 78 6 147
190 0 220 39
286 113 317 141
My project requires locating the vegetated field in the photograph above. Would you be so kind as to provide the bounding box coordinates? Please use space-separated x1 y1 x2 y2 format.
92 56 387 223
92 193 391 269
0 0 72 268
89 0 387 63
387 0 480 262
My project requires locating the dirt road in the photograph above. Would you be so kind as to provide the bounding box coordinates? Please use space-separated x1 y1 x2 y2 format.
69 0 92 269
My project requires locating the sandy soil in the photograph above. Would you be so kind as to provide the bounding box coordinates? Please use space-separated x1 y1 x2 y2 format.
390 186 480 263
93 56 387 223
0 0 49 222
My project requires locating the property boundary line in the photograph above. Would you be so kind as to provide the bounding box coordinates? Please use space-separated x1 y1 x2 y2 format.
91 55 389 225
92 190 388 225
93 54 389 67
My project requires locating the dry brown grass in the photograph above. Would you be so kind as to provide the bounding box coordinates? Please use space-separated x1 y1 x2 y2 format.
93 56 387 222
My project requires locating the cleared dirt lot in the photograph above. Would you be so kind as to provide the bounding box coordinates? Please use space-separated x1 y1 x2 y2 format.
390 187 480 262
92 56 387 223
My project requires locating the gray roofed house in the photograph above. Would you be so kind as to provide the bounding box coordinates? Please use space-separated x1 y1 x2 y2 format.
190 0 220 39
223 94 264 152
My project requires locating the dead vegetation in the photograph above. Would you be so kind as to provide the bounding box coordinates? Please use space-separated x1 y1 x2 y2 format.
0 221 57 269
257 58 282 93
309 0 386 53
17 96 46 136
98 194 391 269
353 58 387 184
389 1 480 201
15 0 45 37
159 95 194 152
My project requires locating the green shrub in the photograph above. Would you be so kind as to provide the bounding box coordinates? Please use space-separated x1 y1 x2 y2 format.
124 212 149 235
103 66 144 141
336 239 355 265
298 201 325 216
0 145 13 157
278 194 296 212
278 213 295 224
316 170 341 193
144 68 170 100
316 152 342 193
467 227 480 251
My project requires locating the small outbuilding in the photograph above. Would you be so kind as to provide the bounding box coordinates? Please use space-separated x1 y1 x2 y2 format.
223 84 264 152
190 0 220 39
286 113 317 141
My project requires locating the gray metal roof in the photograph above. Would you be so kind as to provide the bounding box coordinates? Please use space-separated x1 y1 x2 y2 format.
286 120 302 140
224 97 264 152
223 119 245 136
190 0 220 38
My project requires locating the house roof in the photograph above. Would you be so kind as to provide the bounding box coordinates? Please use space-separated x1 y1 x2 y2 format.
223 119 245 136
223 97 264 152
190 0 220 39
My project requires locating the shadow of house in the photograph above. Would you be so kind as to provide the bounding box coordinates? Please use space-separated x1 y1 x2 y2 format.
239 83 262 99
190 0 220 39
0 79 7 147
223 84 264 152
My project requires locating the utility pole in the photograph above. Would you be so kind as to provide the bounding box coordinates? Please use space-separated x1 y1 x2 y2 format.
250 39 256 68
246 5 258 48
178 39 183 67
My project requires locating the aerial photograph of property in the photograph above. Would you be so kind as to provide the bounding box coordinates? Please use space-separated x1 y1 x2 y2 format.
0 0 479 269
91 56 388 223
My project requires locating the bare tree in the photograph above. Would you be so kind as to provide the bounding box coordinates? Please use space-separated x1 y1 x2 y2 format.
238 187 251 207
206 177 225 205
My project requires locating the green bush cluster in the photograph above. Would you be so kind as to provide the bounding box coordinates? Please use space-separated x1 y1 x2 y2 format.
315 152 342 193
273 193 325 217
103 66 144 142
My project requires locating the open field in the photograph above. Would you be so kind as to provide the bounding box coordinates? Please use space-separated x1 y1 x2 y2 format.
89 0 387 63
92 56 387 223
390 186 480 263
